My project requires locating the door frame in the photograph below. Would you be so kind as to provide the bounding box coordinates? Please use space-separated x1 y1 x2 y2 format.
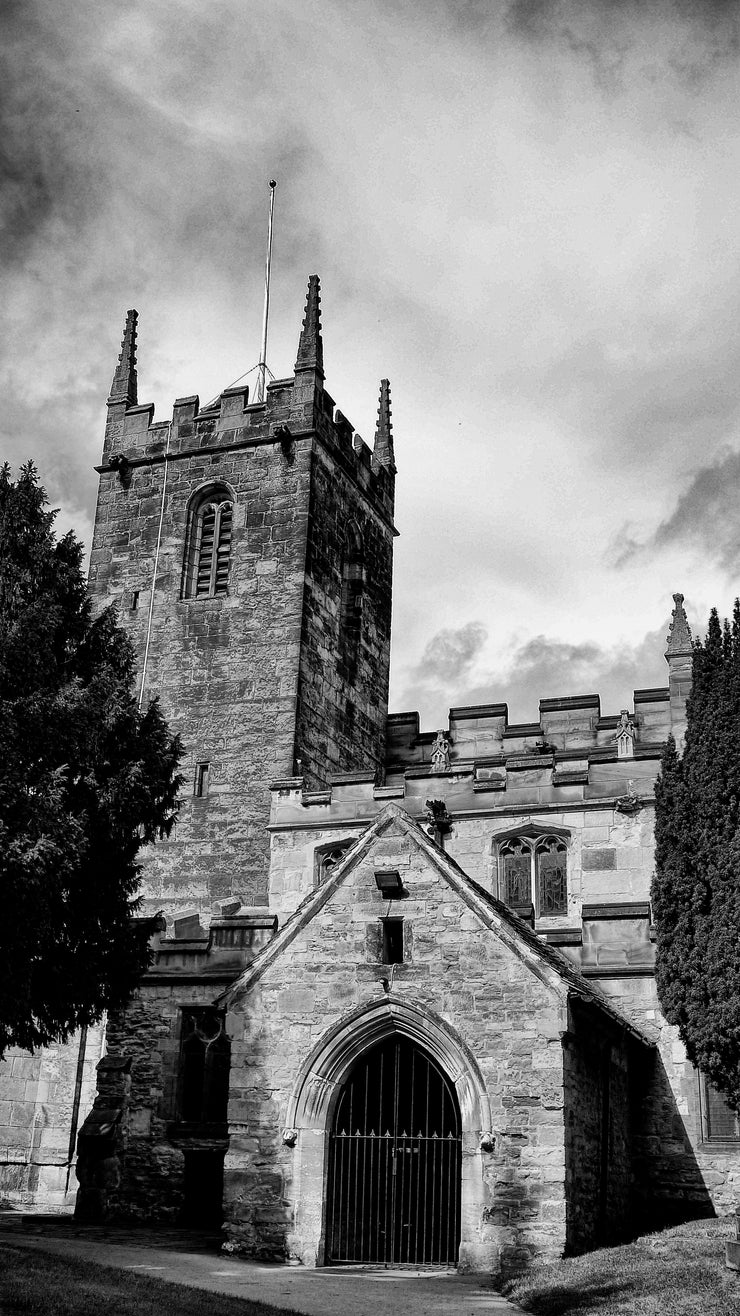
325 1033 463 1265
282 997 492 1268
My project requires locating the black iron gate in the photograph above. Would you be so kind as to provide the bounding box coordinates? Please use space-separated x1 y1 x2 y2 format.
325 1036 461 1265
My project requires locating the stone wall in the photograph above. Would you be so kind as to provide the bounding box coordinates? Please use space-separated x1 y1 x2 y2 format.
599 976 736 1226
295 442 393 786
89 405 314 914
90 346 394 916
0 1026 104 1211
563 1001 633 1253
222 810 631 1276
73 910 275 1223
266 776 658 923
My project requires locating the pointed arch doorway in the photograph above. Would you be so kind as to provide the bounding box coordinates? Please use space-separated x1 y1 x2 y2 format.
325 1035 462 1265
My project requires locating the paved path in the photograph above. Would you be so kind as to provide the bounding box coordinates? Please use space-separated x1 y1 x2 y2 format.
0 1216 521 1315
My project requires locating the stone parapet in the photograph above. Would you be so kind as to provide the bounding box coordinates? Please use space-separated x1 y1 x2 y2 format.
386 689 675 774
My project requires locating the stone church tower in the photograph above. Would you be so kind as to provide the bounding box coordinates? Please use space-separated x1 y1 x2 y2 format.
89 277 396 910
6 278 740 1269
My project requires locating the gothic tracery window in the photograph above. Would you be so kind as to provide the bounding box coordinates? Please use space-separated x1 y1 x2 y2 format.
183 488 234 599
315 839 354 884
498 835 568 919
178 1008 230 1125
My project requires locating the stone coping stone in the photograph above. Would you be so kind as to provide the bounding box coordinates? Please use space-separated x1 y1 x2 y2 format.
540 928 583 945
449 702 508 720
582 901 651 920
540 694 600 712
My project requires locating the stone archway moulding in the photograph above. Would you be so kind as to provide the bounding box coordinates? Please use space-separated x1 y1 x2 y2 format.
285 995 492 1135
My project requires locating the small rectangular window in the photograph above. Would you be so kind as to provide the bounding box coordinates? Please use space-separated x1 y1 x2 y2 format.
382 919 404 965
194 762 210 798
130 589 140 611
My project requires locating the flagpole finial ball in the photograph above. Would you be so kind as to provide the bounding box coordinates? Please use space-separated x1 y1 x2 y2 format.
269 179 277 189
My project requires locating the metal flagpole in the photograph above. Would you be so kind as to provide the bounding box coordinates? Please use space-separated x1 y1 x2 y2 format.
255 179 276 404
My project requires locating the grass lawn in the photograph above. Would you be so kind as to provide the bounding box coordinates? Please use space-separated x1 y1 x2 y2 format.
0 1243 300 1316
501 1217 740 1316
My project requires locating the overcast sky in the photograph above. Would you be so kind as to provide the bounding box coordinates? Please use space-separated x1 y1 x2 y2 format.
3 0 740 727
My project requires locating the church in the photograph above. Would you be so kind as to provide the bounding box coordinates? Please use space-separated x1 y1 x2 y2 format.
1 278 738 1278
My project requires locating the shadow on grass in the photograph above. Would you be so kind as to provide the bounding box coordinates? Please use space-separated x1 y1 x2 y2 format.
502 1220 740 1316
506 1279 632 1315
0 1244 302 1316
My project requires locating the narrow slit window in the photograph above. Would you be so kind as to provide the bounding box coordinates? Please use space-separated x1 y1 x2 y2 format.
194 762 210 797
130 589 140 612
382 918 404 965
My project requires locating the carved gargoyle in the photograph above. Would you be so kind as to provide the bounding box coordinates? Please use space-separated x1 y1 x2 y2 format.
425 799 452 846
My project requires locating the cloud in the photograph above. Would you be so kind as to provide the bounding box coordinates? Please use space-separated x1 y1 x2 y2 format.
612 447 740 574
3 0 740 710
505 0 740 93
653 449 740 571
404 622 488 690
397 622 671 726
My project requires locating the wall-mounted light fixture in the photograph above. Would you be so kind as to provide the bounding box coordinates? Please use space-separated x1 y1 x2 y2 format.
374 868 404 898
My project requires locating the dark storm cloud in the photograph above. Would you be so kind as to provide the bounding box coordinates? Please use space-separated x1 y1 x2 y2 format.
0 387 100 546
399 622 669 724
0 0 321 516
652 449 740 572
0 0 319 288
406 622 488 688
611 448 740 573
506 0 740 85
0 5 97 265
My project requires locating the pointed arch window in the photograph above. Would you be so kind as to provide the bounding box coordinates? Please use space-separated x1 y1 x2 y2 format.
178 1008 230 1125
496 830 568 920
183 488 234 599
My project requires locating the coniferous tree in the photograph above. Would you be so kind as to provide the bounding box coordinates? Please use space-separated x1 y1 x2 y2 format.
653 603 740 1108
0 463 183 1057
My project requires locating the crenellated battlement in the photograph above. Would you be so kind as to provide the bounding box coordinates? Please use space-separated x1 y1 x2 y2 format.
100 278 395 524
385 686 672 773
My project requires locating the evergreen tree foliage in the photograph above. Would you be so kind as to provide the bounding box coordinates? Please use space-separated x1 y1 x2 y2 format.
0 463 183 1057
653 602 740 1108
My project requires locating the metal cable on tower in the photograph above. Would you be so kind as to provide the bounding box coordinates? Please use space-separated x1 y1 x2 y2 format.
254 179 277 404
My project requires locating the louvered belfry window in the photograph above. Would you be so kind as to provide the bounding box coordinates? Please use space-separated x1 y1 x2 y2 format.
184 490 233 598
